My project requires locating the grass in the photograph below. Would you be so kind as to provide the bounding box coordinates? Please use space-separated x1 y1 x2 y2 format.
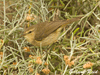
0 0 100 75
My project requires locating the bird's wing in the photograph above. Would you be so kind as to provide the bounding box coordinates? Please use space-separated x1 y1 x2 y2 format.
34 17 82 41
34 20 64 41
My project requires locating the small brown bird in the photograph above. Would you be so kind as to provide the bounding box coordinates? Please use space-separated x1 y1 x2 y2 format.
23 17 82 46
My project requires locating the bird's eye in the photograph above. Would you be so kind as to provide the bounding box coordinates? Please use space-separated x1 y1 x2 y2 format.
28 31 32 33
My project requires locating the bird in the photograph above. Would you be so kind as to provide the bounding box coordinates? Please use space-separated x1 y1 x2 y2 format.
23 17 82 46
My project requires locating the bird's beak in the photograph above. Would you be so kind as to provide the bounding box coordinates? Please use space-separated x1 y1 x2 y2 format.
21 33 26 37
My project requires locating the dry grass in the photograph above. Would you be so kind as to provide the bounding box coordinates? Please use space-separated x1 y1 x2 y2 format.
0 0 100 75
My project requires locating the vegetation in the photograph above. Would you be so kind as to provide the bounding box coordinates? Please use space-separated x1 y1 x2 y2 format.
0 0 100 75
